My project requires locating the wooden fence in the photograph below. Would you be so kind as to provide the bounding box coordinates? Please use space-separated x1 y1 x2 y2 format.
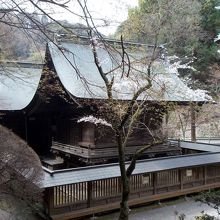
44 164 220 220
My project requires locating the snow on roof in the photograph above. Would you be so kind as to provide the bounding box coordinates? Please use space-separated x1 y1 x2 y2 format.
48 41 211 102
0 62 43 110
0 39 212 112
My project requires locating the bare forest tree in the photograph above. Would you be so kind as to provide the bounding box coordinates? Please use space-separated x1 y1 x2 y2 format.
0 8 46 61
166 102 220 140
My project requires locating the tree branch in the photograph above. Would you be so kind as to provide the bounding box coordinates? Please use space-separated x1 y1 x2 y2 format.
123 102 144 147
126 141 163 177
119 81 152 130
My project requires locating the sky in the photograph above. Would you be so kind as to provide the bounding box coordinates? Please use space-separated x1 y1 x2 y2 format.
2 0 138 35
43 0 139 35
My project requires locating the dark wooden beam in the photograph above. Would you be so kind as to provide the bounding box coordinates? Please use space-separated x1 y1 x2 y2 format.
204 166 207 185
153 172 157 195
87 181 92 208
190 104 196 142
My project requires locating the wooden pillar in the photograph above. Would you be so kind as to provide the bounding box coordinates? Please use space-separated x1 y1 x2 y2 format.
190 103 196 142
153 173 157 194
179 169 183 190
45 187 54 216
87 181 92 208
204 166 207 185
177 139 180 148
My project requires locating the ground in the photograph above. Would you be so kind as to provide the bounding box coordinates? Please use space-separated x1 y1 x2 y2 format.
0 192 44 220
92 197 219 220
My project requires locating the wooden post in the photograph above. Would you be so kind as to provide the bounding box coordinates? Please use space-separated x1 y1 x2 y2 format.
178 139 180 148
204 166 207 185
87 181 92 208
153 173 157 194
190 103 196 142
45 187 54 216
179 169 183 190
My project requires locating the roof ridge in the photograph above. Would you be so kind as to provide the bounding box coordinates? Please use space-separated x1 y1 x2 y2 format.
55 34 165 48
0 61 44 68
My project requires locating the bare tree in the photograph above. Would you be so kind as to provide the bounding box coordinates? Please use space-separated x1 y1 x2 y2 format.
66 1 167 219
76 42 163 219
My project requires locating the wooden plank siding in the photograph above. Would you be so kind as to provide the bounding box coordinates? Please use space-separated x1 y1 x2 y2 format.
44 164 220 220
56 119 81 146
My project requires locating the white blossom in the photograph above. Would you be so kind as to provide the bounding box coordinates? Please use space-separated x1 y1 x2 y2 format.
165 56 196 73
90 36 103 48
214 34 220 42
77 115 112 127
90 36 98 46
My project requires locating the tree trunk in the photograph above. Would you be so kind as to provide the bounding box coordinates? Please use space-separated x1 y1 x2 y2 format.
116 130 130 220
119 176 130 220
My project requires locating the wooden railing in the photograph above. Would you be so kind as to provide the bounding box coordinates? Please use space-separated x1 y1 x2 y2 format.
45 164 220 219
52 142 90 158
51 141 181 159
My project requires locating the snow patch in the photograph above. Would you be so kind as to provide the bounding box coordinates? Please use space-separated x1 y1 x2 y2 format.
214 33 220 42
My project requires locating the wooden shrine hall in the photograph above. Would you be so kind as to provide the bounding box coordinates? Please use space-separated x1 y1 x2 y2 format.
0 36 210 165
0 37 217 219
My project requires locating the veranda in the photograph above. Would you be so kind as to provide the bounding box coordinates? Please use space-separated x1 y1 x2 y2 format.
42 141 220 220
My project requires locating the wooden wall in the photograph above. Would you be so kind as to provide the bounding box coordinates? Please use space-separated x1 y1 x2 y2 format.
0 114 26 139
0 114 51 155
56 119 81 146
27 117 51 155
55 102 164 149
94 125 161 148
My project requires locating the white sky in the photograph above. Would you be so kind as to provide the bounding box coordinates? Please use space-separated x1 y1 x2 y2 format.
1 0 138 35
41 0 139 35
